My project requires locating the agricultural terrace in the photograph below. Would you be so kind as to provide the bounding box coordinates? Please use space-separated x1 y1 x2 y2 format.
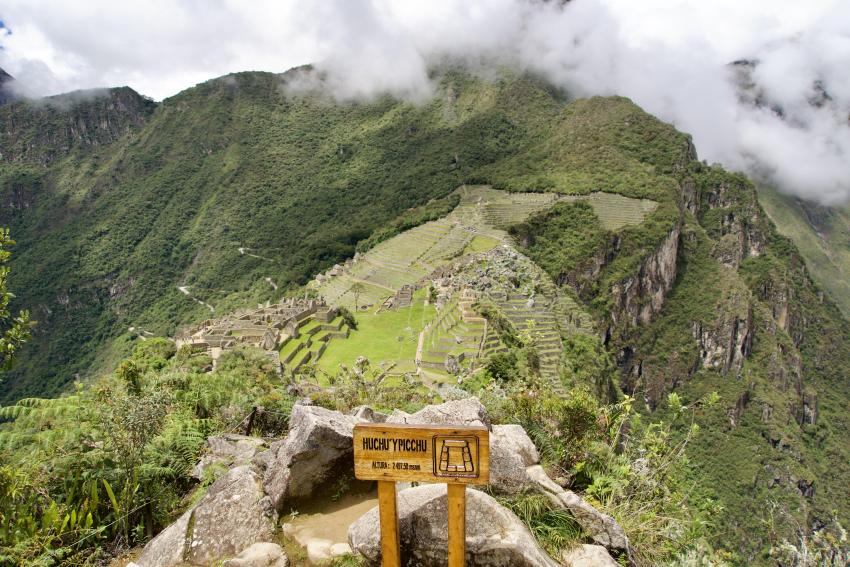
309 185 657 310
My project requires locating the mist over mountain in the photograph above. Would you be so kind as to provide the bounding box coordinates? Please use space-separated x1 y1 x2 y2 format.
1 0 848 204
0 67 16 105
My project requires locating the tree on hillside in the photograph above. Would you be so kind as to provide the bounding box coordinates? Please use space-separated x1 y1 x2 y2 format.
351 282 366 312
0 228 31 378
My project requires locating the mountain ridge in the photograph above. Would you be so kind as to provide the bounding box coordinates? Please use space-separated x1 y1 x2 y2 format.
0 67 848 562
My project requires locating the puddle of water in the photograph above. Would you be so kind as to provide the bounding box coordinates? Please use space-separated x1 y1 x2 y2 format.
283 489 378 548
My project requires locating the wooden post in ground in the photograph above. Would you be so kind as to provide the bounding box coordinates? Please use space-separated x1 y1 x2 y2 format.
378 480 401 567
447 483 466 567
352 424 489 567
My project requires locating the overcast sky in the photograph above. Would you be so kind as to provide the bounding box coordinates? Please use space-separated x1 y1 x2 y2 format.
0 0 848 204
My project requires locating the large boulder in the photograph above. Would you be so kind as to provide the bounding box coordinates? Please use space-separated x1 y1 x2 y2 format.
379 397 629 553
348 484 560 567
386 397 490 428
188 465 277 563
135 466 276 566
561 544 619 567
132 510 192 567
223 542 289 567
263 404 360 511
527 466 629 552
489 423 540 493
191 433 269 480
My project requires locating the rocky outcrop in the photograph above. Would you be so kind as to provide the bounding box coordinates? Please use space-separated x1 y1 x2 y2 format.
135 466 276 567
381 398 629 553
222 542 288 567
688 170 768 270
691 296 754 375
140 397 629 565
527 466 629 552
561 544 619 567
263 404 360 511
681 179 700 217
611 223 680 328
754 275 807 348
795 391 818 426
385 397 490 428
0 86 155 164
348 484 560 567
192 433 269 480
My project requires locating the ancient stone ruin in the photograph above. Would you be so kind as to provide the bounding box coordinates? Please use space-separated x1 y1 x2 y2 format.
175 297 345 372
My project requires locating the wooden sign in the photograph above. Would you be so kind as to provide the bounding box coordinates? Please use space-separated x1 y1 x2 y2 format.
353 423 489 484
353 423 490 567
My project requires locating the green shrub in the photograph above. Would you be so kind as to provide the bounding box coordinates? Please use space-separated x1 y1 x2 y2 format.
0 347 294 564
486 351 518 382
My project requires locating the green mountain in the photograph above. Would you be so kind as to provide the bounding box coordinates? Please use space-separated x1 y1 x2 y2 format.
0 68 848 563
757 185 850 319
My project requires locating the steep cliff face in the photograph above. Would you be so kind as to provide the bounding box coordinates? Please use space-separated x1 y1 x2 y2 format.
609 222 680 328
750 261 809 348
691 170 768 267
0 87 156 164
691 291 753 375
612 162 850 560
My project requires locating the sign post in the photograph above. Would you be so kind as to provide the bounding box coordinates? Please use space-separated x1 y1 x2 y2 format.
353 423 490 567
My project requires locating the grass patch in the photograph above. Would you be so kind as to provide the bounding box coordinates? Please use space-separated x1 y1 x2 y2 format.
464 234 501 253
279 338 301 358
317 288 435 374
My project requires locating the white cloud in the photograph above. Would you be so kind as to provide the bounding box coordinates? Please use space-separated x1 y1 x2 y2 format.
0 0 848 203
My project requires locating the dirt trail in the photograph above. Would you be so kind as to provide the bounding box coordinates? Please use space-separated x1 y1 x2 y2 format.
238 247 275 261
177 285 214 312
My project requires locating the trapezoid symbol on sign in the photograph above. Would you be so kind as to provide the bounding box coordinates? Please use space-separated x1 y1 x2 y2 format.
433 435 478 478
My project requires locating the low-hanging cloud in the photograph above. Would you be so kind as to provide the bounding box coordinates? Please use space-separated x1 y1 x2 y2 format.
0 0 848 203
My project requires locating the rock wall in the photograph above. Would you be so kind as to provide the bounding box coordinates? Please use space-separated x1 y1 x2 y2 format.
0 87 155 164
691 174 767 267
610 222 681 328
691 297 754 375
